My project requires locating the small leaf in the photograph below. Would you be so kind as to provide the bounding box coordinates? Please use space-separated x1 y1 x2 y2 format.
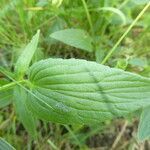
27 58 150 124
138 106 150 140
0 137 15 150
14 86 37 138
15 30 40 79
116 59 128 70
50 29 93 52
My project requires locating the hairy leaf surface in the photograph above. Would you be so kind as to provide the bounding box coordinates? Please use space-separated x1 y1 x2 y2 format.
27 58 150 124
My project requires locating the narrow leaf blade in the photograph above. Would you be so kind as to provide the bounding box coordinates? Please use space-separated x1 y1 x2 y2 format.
0 79 13 108
0 137 15 150
14 86 37 138
50 29 93 52
15 30 40 78
138 107 150 140
0 90 12 108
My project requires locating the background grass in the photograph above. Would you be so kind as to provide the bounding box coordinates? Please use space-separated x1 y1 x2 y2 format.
0 0 150 149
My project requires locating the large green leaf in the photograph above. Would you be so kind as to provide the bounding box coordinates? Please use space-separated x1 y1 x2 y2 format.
0 137 15 150
27 58 150 124
138 106 150 140
50 29 93 52
15 30 40 79
14 86 37 138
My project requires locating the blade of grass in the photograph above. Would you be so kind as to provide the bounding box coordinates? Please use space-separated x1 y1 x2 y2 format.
47 139 59 150
92 7 126 25
81 0 94 37
64 125 82 148
101 1 150 64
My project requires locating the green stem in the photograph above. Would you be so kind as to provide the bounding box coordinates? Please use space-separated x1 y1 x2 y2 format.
81 0 94 37
101 1 150 65
0 80 26 91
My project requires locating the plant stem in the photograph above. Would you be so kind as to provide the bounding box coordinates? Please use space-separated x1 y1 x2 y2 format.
0 82 16 91
111 121 128 150
81 0 94 37
101 1 150 65
47 139 59 150
0 80 25 91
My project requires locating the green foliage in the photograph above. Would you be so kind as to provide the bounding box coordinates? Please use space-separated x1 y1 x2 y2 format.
15 30 40 79
27 58 150 124
0 137 15 150
138 107 150 140
13 86 37 139
0 89 12 108
50 29 93 52
92 7 126 25
0 0 150 148
0 79 13 108
133 0 149 4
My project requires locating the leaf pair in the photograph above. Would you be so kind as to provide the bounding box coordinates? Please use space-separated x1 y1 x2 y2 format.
1 29 150 141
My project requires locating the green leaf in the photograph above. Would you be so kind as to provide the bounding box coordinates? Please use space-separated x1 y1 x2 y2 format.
138 106 150 140
0 90 12 108
0 79 13 108
47 18 66 44
15 30 40 79
132 0 149 5
0 67 15 79
0 137 15 150
129 57 147 67
93 7 126 25
14 86 37 138
50 29 93 52
27 58 150 124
